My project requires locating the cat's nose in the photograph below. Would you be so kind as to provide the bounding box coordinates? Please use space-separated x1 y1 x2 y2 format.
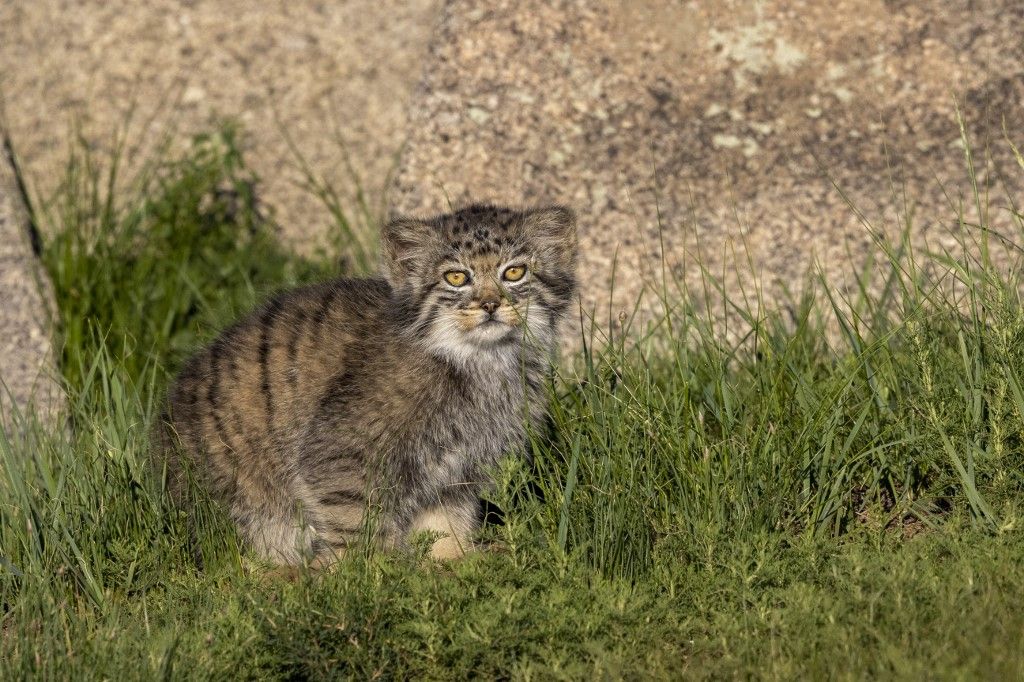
480 299 499 315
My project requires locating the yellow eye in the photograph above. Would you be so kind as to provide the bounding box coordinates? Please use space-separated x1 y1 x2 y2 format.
444 270 469 287
502 265 527 282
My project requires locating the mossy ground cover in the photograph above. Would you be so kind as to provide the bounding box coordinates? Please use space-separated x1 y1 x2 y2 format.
2 129 1023 679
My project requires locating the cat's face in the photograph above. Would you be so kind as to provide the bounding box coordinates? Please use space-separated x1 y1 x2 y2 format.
382 205 578 363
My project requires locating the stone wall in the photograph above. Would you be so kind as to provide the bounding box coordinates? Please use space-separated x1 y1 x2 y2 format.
0 0 441 248
2 0 1023 402
391 0 1024 323
0 145 62 428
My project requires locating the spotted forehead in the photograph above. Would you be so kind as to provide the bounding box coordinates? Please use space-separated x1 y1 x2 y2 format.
437 206 523 257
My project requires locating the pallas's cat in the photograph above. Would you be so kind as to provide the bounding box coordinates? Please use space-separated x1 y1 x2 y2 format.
155 204 577 563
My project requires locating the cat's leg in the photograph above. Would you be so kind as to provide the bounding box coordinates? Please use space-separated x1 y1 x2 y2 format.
232 501 315 566
408 500 480 560
309 502 364 560
292 467 371 566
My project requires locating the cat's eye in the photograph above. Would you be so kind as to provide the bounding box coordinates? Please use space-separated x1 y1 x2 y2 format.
502 265 527 282
444 270 469 287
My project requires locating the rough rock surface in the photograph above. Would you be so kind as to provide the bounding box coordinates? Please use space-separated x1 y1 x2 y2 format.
0 0 441 249
0 149 62 428
392 0 1024 325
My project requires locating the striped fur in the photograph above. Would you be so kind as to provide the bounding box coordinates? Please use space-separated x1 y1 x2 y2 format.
156 204 578 564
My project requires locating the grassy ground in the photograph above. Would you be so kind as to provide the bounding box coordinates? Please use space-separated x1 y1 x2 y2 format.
2 128 1024 679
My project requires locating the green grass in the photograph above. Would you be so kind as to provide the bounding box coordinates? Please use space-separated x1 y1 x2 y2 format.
2 127 1024 679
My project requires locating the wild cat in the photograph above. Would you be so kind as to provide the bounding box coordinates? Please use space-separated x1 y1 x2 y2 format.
155 204 578 564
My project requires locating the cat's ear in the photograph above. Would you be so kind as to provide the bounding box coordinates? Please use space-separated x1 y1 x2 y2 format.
523 206 577 270
380 216 437 285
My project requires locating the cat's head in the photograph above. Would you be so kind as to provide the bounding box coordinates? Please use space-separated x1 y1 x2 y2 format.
381 204 578 363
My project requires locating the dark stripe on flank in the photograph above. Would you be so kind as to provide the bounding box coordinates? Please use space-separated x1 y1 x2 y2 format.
311 287 337 339
286 307 309 389
259 298 283 421
206 340 238 460
316 368 360 416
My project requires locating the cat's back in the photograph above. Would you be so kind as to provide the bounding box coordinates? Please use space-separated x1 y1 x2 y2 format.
162 276 393 480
